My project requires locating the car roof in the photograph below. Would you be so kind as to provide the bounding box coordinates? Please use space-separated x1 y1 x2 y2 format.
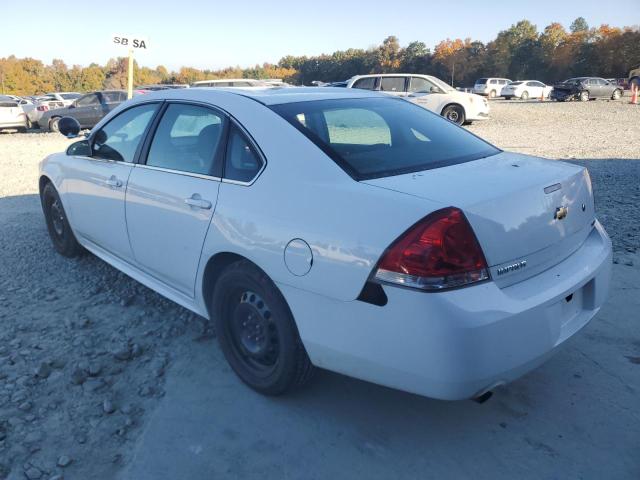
192 79 261 84
138 86 383 106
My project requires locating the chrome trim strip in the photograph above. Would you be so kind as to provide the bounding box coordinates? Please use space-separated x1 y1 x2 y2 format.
134 163 221 181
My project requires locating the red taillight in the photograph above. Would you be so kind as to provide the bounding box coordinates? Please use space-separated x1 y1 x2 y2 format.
374 207 489 290
37 105 49 112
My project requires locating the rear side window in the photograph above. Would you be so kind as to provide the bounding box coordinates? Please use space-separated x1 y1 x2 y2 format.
271 97 500 180
92 103 158 163
224 125 264 183
146 103 225 176
490 79 497 84
352 77 377 90
380 77 405 92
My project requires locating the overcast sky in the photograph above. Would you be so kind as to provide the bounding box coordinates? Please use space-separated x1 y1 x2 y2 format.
2 0 638 70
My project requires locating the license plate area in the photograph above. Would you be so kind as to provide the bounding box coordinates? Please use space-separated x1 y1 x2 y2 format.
547 282 591 345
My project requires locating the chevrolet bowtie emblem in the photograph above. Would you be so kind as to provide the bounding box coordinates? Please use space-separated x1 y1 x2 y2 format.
554 206 568 220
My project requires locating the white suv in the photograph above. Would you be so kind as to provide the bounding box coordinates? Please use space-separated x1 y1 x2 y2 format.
473 78 512 98
345 74 489 125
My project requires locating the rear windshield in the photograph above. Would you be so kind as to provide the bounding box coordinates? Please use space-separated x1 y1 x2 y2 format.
475 78 488 85
270 97 500 180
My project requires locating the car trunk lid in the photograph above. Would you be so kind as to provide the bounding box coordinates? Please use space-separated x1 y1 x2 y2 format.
362 152 596 287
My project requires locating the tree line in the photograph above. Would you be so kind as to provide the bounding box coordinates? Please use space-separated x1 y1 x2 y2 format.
1 17 638 95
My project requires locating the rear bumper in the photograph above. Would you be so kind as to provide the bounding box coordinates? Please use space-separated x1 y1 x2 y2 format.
0 119 27 129
281 221 612 400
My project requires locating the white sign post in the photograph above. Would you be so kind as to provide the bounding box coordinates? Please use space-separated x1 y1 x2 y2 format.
111 34 149 99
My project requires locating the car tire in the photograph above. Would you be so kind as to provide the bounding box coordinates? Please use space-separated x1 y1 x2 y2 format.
26 118 33 130
41 182 83 257
611 89 622 100
49 117 61 133
441 105 466 125
212 260 314 395
489 90 497 99
521 91 529 100
579 91 589 102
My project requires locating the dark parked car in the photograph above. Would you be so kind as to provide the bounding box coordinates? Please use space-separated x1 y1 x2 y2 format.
39 90 129 132
550 77 623 102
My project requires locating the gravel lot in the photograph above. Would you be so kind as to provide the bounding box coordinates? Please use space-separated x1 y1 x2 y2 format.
0 100 639 480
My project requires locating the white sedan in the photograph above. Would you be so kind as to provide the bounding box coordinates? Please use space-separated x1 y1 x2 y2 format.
501 80 553 100
39 88 612 401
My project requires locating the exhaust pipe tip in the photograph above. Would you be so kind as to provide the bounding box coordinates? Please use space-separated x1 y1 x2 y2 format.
472 390 493 404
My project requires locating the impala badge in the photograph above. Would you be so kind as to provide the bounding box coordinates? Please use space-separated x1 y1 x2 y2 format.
554 206 568 220
497 260 527 276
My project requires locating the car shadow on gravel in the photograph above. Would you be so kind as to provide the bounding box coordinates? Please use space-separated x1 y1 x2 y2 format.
0 193 209 480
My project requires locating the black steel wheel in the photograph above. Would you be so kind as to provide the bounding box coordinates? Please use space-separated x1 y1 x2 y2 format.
41 182 83 257
441 104 466 125
213 260 314 395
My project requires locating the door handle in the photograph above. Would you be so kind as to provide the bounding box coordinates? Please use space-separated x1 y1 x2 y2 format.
105 177 122 188
184 196 212 210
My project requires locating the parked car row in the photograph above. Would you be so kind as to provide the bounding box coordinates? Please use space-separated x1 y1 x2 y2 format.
550 77 624 102
472 76 625 102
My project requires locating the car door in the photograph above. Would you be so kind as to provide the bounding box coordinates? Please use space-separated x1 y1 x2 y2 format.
598 78 613 97
63 102 160 261
125 102 226 295
526 81 541 98
71 93 101 127
406 76 441 112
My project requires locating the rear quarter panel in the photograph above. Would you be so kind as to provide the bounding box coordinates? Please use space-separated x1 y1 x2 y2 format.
195 96 443 305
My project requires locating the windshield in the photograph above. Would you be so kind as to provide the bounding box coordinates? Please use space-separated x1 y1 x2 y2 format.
475 78 488 85
270 97 500 180
510 81 523 86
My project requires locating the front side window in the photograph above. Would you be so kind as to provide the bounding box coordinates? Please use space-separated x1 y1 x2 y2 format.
146 103 225 176
271 97 500 180
103 92 126 102
409 77 435 93
92 103 159 163
224 125 264 183
380 77 406 92
76 94 99 107
352 77 377 90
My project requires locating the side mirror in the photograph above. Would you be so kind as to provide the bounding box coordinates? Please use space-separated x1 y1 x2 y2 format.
58 116 81 138
66 139 91 156
430 86 442 93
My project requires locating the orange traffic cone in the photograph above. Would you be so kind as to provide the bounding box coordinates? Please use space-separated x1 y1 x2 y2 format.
539 89 545 102
631 85 638 105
